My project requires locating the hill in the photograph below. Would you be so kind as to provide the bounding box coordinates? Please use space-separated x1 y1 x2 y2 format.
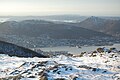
74 16 120 37
0 20 111 39
0 40 47 58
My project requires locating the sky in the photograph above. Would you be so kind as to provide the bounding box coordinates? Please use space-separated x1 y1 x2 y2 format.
0 0 120 16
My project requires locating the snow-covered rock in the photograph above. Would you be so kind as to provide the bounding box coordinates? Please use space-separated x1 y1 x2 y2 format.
0 48 120 80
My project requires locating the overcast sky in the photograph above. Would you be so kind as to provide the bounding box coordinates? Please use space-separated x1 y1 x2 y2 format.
0 0 120 16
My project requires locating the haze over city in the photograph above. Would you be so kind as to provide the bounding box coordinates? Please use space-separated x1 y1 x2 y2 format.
0 0 120 16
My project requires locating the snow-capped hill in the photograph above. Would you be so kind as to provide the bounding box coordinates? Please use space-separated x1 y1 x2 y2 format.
0 40 47 58
0 47 120 80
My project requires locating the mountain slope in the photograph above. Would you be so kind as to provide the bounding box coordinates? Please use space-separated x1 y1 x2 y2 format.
74 16 120 37
0 40 47 58
0 20 111 39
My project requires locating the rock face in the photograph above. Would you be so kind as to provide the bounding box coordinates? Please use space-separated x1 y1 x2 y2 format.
0 40 47 58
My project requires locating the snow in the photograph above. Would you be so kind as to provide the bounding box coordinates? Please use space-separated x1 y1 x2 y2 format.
20 78 38 80
0 50 120 80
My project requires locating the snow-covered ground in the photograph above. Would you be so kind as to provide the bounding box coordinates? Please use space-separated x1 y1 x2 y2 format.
0 49 120 80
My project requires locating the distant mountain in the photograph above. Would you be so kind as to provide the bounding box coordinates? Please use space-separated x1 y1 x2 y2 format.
74 16 120 37
1 15 87 22
0 20 111 39
39 15 88 23
0 40 47 58
100 16 120 20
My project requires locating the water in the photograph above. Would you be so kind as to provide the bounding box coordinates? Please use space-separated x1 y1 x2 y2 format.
39 44 120 54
